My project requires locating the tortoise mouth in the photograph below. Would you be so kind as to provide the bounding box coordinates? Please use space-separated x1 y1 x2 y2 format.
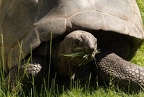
61 50 99 66
61 40 98 59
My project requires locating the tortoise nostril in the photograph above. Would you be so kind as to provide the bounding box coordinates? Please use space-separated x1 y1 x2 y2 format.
86 45 97 54
90 47 96 54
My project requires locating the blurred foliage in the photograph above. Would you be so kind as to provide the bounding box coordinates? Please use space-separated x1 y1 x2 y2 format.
137 0 144 24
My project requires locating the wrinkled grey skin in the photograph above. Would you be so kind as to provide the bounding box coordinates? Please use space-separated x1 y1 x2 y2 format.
0 0 144 90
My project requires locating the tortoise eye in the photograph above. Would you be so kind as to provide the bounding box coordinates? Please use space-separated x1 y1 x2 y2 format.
75 39 82 46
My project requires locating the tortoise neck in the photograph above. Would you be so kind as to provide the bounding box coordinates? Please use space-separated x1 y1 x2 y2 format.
52 42 70 76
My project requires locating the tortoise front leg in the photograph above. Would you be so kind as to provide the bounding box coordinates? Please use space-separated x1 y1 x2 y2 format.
5 55 46 90
93 52 144 89
5 63 42 90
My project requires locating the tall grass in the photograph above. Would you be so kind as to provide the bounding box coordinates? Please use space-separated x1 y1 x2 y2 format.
0 0 144 97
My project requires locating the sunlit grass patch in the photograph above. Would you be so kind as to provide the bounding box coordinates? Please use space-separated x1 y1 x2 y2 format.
137 0 144 23
132 44 144 66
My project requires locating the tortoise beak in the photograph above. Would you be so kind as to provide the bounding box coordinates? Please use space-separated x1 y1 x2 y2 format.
91 48 97 58
88 45 97 57
86 44 97 58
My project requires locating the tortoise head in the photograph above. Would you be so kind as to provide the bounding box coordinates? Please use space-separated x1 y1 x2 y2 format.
53 30 97 77
60 30 97 63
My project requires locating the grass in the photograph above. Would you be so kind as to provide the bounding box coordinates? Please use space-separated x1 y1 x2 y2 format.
0 0 144 97
61 52 90 59
137 0 144 23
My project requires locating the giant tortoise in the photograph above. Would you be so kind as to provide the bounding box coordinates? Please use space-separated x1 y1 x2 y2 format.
0 0 144 89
